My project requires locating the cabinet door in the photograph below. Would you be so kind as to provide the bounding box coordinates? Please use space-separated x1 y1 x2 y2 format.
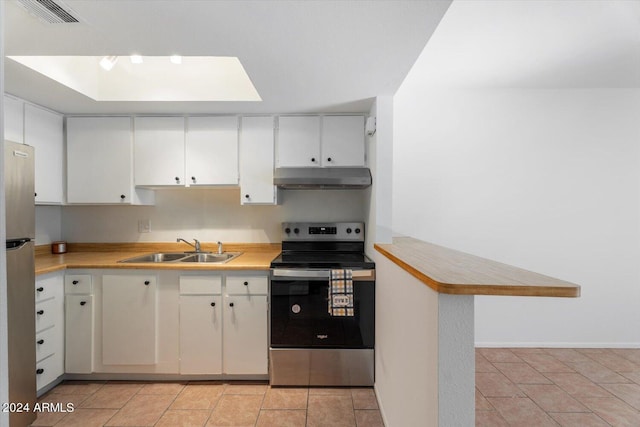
223 295 268 375
65 295 93 374
321 116 365 167
277 116 321 167
102 275 157 365
239 116 276 204
4 95 23 143
134 117 185 186
25 104 64 204
67 117 134 203
186 116 238 185
179 295 222 374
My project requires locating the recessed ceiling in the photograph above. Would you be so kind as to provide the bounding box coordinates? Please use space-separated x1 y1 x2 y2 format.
3 0 452 114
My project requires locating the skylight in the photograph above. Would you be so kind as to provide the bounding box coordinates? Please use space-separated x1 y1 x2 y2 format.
7 55 262 102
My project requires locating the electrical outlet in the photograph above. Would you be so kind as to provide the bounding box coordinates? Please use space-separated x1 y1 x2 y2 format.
138 219 151 233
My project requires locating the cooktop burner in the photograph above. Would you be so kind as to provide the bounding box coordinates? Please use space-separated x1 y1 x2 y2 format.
270 252 375 269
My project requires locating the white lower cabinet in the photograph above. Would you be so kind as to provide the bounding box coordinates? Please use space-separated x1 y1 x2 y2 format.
65 294 94 374
102 274 157 365
35 272 64 393
179 295 223 374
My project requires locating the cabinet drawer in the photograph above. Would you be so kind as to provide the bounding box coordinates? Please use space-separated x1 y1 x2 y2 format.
180 275 222 295
226 276 268 295
36 353 62 391
35 298 56 332
36 327 56 362
35 276 57 302
65 274 92 294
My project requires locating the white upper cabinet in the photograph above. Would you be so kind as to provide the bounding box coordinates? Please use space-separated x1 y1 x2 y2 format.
4 95 24 144
186 116 239 186
276 116 321 168
276 115 365 168
67 117 154 204
24 104 64 204
134 117 185 186
321 116 365 167
239 116 277 205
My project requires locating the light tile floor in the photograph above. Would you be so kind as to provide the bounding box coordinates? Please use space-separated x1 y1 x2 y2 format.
31 348 640 426
31 381 383 427
476 348 640 426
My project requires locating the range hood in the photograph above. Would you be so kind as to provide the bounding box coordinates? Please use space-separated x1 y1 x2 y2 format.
274 167 372 189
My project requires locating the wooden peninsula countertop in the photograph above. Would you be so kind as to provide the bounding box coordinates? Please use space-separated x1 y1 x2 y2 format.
375 237 580 297
35 242 280 276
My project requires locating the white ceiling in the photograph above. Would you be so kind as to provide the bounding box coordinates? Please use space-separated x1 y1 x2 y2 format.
3 0 452 114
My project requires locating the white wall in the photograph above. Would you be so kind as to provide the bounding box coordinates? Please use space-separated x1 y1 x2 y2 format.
393 86 640 346
61 188 366 243
35 206 62 245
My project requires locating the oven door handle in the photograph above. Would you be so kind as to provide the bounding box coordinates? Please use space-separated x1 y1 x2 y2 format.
271 269 375 281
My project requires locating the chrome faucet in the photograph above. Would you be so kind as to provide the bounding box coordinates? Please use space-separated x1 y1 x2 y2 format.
177 238 202 253
217 241 223 255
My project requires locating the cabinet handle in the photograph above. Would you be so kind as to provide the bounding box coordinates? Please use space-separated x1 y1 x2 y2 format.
327 157 332 162
244 281 248 286
120 194 126 200
35 192 37 197
211 302 216 307
311 157 316 163
229 302 234 307
72 280 79 285
37 310 44 315
191 176 196 182
80 301 87 306
37 287 44 292
175 176 180 182
245 194 250 199
144 280 150 285
37 339 44 345
36 368 44 375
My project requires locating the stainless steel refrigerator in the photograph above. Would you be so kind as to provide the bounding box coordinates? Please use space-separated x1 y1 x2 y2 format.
4 140 36 427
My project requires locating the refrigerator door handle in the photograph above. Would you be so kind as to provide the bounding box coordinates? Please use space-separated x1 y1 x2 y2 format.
6 238 32 251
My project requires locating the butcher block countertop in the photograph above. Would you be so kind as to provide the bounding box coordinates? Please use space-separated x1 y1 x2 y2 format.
374 237 580 297
35 242 280 276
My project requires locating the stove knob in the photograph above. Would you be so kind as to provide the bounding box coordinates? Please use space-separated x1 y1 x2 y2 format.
285 227 291 234
346 228 352 234
355 228 361 234
294 228 300 234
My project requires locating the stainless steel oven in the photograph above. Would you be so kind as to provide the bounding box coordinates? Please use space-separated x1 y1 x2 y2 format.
269 222 375 386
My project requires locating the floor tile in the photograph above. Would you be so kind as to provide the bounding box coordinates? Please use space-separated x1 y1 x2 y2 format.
79 383 143 409
307 395 356 427
308 387 352 396
476 372 526 397
578 397 640 426
509 348 547 356
487 397 559 426
476 353 498 373
261 388 308 409
31 393 88 426
138 382 186 395
105 394 174 426
223 383 269 395
475 389 494 411
601 383 640 410
50 381 105 395
519 384 589 412
155 409 212 427
477 348 523 363
207 394 263 426
584 351 640 372
256 409 306 427
567 360 633 384
621 371 640 384
543 373 612 397
519 353 575 373
543 348 592 363
475 410 510 427
354 409 384 427
612 349 640 365
549 412 610 427
171 383 225 410
53 408 118 427
494 362 553 384
351 388 378 410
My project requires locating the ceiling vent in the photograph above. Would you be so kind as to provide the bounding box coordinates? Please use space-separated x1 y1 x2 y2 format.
15 0 81 23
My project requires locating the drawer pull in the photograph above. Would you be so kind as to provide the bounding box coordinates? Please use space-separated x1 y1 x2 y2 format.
72 280 79 285
37 310 44 315
144 280 150 286
36 368 44 375
80 301 87 306
244 281 248 286
36 287 44 292
37 339 44 345
229 302 234 308
211 302 216 307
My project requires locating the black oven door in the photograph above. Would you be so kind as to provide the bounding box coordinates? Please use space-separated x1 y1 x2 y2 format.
270 269 375 349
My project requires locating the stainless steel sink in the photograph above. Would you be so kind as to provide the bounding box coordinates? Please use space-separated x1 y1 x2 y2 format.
118 252 242 264
119 253 190 263
179 252 242 263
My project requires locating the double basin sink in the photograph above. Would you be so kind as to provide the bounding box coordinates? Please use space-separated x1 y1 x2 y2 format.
119 252 242 264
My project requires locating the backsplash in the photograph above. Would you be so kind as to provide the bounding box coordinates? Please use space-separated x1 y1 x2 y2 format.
41 188 366 244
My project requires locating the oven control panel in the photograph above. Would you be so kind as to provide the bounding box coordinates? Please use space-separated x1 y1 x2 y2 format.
281 222 364 241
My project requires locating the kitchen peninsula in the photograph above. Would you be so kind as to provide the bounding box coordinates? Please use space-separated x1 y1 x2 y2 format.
373 237 580 427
